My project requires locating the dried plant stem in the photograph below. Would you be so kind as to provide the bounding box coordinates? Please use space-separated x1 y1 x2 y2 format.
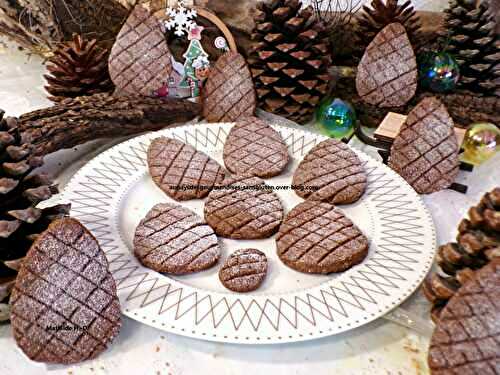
17 93 201 156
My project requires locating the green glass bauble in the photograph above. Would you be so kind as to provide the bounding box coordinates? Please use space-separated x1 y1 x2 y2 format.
316 98 356 139
462 123 500 165
418 51 460 93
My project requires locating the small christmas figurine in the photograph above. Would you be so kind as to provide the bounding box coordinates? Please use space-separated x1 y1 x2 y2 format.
164 2 211 100
156 56 189 98
179 26 209 98
193 55 210 80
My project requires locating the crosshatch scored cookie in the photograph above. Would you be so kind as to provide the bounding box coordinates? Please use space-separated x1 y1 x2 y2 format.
134 203 220 274
292 139 367 204
204 175 284 239
276 201 369 274
223 116 289 178
428 259 500 375
356 22 417 107
202 52 256 123
108 5 173 96
10 218 122 364
388 97 459 194
147 137 225 201
219 249 268 293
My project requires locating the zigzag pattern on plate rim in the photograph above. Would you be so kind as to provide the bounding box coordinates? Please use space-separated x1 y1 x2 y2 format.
62 123 436 343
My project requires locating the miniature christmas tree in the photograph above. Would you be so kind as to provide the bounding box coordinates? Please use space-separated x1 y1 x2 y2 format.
165 1 210 99
179 26 209 97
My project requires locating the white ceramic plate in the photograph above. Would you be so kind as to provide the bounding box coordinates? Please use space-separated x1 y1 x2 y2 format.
62 123 436 344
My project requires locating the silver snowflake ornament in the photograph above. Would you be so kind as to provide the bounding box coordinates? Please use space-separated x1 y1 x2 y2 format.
165 2 198 37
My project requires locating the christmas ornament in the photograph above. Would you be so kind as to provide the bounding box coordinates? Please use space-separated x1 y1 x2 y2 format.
356 0 422 53
183 26 210 98
248 0 332 124
164 3 211 99
443 0 500 97
356 23 417 108
108 5 173 97
418 51 460 93
165 1 198 36
422 187 500 322
0 111 70 321
44 34 113 103
462 122 500 165
388 97 459 194
315 98 356 139
214 36 229 52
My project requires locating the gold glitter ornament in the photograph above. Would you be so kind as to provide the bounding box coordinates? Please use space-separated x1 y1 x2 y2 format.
462 123 500 165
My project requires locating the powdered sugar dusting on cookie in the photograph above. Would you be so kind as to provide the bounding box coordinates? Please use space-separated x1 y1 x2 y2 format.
134 203 220 274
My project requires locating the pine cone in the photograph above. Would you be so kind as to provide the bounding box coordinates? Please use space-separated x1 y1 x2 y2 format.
0 110 70 321
356 0 422 53
44 34 114 103
444 0 500 97
423 187 500 322
248 0 332 124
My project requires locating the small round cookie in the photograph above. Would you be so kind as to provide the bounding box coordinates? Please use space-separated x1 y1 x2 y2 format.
147 137 225 201
277 201 369 274
219 249 268 292
134 203 220 274
223 116 289 178
292 138 367 204
204 174 284 239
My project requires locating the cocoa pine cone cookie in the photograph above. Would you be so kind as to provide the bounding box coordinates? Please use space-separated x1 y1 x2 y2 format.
219 249 268 293
202 52 256 123
223 116 289 178
134 203 220 274
147 137 225 201
10 218 121 364
277 201 369 274
204 175 284 239
356 22 417 107
428 259 500 374
109 5 173 96
292 139 367 204
388 97 459 194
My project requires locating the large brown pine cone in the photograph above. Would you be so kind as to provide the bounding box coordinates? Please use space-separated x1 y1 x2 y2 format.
443 0 500 97
248 0 332 124
44 34 114 103
356 0 423 54
0 110 70 321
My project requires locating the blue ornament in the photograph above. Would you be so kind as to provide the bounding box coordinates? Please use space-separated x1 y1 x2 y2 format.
316 98 356 139
418 51 460 93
